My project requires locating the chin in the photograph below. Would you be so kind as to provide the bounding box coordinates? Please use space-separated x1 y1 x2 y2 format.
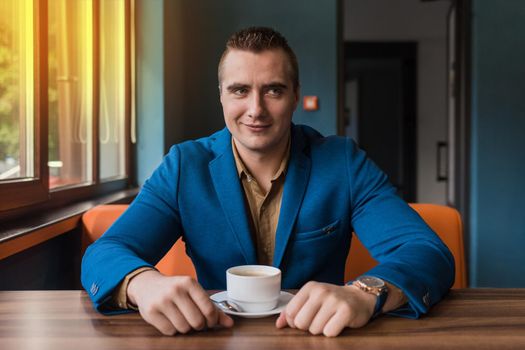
245 142 272 152
238 139 273 153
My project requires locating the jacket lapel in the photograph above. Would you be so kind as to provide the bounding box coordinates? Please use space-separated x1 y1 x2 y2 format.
209 129 258 265
273 126 311 268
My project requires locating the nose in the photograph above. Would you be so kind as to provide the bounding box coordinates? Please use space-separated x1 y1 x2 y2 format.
247 92 265 118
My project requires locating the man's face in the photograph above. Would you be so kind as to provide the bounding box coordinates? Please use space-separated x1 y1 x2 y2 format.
219 49 299 157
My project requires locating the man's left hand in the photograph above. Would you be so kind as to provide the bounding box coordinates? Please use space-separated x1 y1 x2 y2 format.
275 281 377 337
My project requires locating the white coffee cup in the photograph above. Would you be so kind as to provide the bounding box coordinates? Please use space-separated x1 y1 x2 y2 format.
226 265 282 313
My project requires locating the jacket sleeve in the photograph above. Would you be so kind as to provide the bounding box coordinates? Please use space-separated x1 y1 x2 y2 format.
345 138 455 318
81 145 184 314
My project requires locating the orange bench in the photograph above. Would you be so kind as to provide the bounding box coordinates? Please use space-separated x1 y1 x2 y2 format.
82 203 466 288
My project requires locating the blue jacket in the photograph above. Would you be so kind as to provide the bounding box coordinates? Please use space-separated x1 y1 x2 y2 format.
81 124 454 318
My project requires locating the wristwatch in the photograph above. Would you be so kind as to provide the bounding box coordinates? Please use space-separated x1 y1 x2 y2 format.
352 276 389 319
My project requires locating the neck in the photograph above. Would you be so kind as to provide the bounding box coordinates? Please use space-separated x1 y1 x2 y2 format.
234 134 290 192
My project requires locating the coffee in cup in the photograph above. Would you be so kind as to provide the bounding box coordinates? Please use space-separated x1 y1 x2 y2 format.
226 265 281 313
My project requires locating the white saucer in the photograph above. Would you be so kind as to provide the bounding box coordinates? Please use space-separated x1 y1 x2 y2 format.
210 291 294 318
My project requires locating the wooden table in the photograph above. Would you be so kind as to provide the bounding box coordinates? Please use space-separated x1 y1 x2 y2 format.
1 289 524 350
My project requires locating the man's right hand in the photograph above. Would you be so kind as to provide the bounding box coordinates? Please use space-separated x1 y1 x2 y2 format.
127 269 234 335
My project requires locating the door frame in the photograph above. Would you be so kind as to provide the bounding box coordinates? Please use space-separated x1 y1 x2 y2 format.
342 42 417 202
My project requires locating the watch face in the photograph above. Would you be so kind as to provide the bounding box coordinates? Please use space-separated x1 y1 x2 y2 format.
359 276 385 288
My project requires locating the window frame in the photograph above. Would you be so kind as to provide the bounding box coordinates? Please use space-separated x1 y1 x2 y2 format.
0 0 135 216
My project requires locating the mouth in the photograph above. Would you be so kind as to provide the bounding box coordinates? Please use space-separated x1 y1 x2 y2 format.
243 123 271 132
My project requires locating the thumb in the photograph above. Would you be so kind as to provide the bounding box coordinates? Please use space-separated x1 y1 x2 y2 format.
218 311 234 328
275 312 288 329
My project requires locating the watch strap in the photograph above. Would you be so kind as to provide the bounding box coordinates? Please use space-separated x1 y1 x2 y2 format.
371 288 388 319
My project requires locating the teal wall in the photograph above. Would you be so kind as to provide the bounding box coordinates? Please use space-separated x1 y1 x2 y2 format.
136 0 165 185
470 0 525 286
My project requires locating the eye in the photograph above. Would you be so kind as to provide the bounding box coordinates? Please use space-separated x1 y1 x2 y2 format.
233 87 249 96
266 87 283 97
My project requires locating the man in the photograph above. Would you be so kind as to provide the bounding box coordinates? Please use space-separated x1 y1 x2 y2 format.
81 27 454 337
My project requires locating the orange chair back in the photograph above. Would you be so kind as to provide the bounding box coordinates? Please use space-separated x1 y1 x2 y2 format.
82 203 466 288
345 203 467 288
81 204 197 278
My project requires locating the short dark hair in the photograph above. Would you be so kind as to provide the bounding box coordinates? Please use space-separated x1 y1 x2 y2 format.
218 27 299 91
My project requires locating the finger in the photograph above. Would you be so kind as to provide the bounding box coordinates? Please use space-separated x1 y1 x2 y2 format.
283 290 310 328
275 312 288 329
308 303 337 335
292 296 323 331
323 310 349 337
173 291 208 331
218 310 234 328
144 309 177 336
186 282 220 328
162 301 192 334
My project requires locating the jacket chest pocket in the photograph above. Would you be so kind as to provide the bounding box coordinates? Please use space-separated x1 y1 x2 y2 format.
293 218 342 242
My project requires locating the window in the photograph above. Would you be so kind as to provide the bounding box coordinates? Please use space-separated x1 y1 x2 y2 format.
0 0 134 212
99 0 126 181
48 0 93 188
0 0 34 181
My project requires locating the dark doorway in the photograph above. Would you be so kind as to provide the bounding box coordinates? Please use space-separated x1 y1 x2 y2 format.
343 42 417 202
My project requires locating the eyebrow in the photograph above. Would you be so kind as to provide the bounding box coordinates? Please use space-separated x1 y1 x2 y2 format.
225 83 249 93
265 82 288 90
225 82 289 93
